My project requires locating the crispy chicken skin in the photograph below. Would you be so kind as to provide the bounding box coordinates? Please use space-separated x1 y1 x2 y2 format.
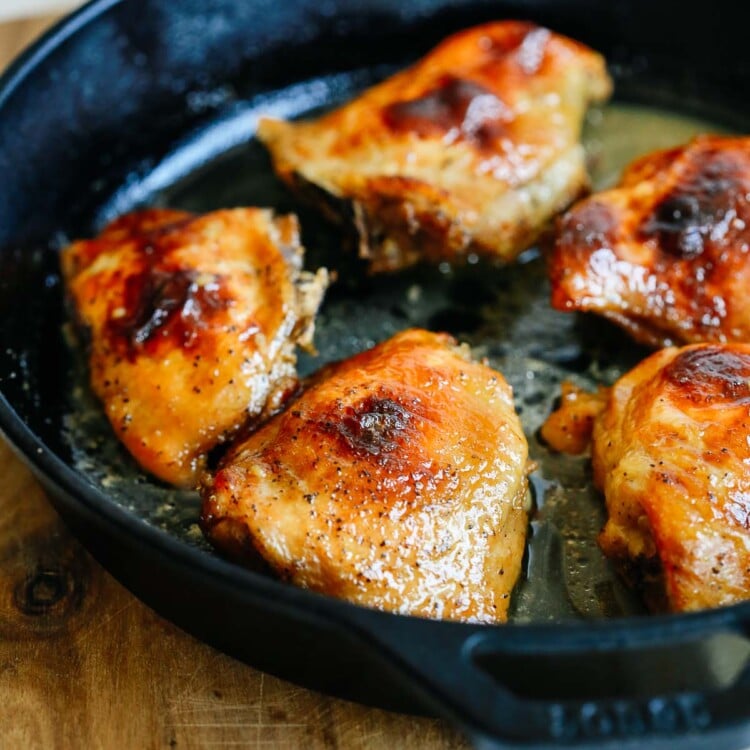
257 21 611 272
201 329 529 622
61 208 328 488
540 381 607 455
550 135 750 346
593 344 750 611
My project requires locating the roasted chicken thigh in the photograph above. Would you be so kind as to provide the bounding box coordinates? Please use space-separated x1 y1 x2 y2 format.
550 135 750 346
201 329 529 622
593 344 750 611
258 21 611 272
62 208 328 487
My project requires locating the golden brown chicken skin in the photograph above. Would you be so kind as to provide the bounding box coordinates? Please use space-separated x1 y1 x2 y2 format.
62 208 328 487
593 344 750 611
201 329 529 622
540 381 607 455
258 21 611 272
550 135 750 346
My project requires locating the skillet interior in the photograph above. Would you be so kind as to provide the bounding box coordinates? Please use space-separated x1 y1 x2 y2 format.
4 0 750 744
63 98 732 624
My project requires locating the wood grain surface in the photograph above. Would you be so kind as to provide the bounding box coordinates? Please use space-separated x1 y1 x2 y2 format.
0 15 467 750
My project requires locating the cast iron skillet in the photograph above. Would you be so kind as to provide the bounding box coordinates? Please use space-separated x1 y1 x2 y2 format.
3 0 750 747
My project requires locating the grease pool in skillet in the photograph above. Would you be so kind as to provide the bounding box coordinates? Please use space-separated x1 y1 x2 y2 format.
62 89 731 622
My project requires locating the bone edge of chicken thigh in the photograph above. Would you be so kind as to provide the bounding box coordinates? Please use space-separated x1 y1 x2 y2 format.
200 329 531 623
260 139 592 273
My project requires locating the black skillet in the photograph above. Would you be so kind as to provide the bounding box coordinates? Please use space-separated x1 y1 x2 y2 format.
3 0 750 747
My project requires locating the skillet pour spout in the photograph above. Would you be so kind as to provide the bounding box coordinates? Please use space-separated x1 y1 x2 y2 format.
3 0 750 747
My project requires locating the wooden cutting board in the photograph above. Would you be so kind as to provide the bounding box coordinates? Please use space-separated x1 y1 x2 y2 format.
0 15 466 749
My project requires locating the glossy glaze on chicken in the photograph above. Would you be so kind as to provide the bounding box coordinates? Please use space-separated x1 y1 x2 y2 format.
62 208 328 487
258 21 611 272
593 344 750 611
201 329 529 622
550 135 750 346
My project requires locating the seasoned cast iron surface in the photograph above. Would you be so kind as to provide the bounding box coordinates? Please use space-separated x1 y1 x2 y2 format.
57 68 731 622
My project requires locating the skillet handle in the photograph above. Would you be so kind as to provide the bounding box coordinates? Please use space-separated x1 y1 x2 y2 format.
344 610 750 748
